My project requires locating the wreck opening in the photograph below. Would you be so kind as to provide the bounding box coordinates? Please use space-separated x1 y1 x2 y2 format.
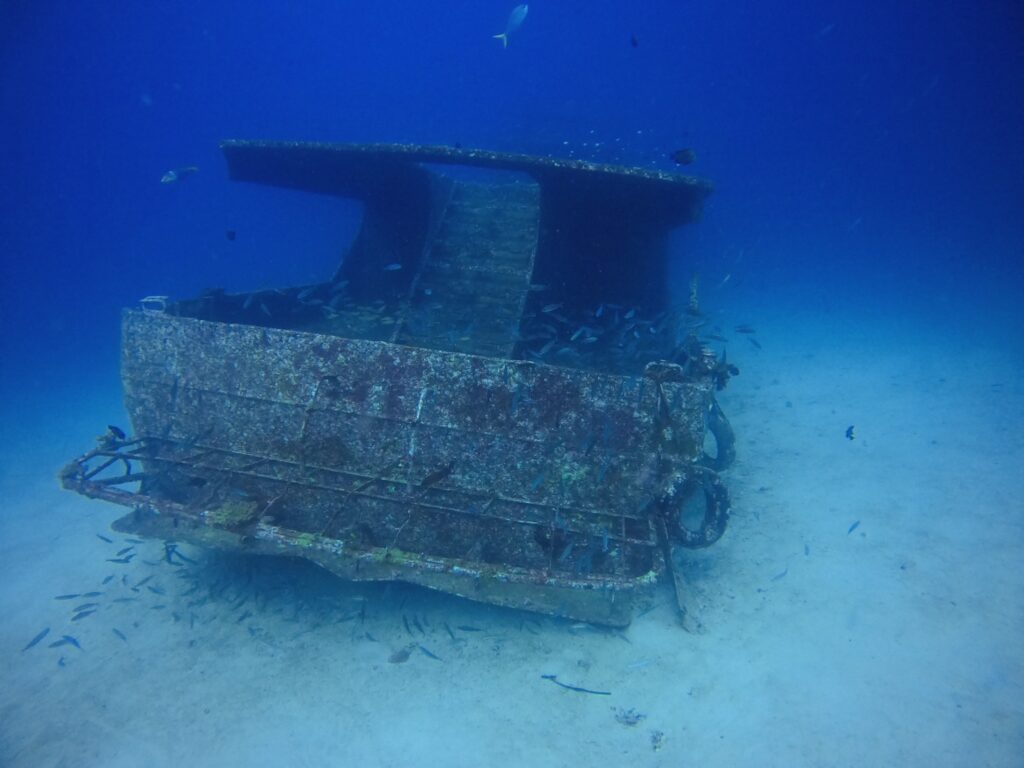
173 141 713 377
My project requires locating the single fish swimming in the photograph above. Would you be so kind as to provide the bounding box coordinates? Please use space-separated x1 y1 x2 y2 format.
494 4 528 48
160 165 199 183
671 148 697 165
22 628 49 652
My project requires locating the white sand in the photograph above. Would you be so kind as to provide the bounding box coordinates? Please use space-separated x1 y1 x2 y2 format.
2 311 1022 767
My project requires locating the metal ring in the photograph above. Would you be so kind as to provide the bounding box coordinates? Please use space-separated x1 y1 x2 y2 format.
661 466 731 548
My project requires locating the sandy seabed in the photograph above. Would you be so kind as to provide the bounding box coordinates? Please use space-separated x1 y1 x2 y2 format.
2 311 1021 768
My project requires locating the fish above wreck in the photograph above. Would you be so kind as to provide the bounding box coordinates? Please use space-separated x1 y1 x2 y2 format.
60 140 739 627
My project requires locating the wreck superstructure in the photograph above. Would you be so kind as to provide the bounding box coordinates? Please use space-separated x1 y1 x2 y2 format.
61 141 737 626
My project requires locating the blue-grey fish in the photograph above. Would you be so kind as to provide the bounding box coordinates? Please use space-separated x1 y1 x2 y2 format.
494 4 528 48
417 644 442 661
22 628 49 652
48 635 82 650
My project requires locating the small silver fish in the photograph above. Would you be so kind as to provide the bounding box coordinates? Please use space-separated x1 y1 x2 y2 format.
541 302 563 313
384 263 403 271
160 165 199 183
494 4 528 48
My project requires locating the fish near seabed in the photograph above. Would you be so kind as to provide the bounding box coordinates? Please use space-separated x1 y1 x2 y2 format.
494 4 528 48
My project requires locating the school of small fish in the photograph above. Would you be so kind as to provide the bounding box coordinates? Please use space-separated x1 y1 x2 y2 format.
19 529 584 672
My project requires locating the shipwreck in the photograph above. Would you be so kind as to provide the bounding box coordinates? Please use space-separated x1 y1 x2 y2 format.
60 141 738 626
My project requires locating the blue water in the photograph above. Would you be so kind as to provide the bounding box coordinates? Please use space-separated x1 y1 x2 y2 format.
2 3 1022 766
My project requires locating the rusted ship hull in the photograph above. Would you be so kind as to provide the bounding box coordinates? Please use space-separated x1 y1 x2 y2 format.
60 141 735 626
61 310 726 625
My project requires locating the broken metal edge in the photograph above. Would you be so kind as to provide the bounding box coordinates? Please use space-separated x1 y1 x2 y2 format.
60 456 658 628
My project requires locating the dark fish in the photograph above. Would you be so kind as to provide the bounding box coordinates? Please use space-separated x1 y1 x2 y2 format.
135 575 153 588
417 644 442 661
54 594 80 601
225 229 236 241
58 656 65 667
96 534 113 543
172 549 197 565
71 610 96 621
73 603 99 612
456 625 482 632
420 461 455 489
541 674 610 696
670 148 696 165
388 646 412 663
49 635 81 650
747 336 762 350
102 575 114 585
106 557 133 564
112 628 128 642
804 544 810 556
771 568 788 582
630 33 638 47
81 592 102 598
22 628 49 652
734 325 756 334
403 614 413 635
107 425 126 440
116 546 134 557
125 538 145 544
847 520 861 535
112 597 138 603
147 585 166 595
444 622 456 640
845 425 856 441
412 615 425 635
